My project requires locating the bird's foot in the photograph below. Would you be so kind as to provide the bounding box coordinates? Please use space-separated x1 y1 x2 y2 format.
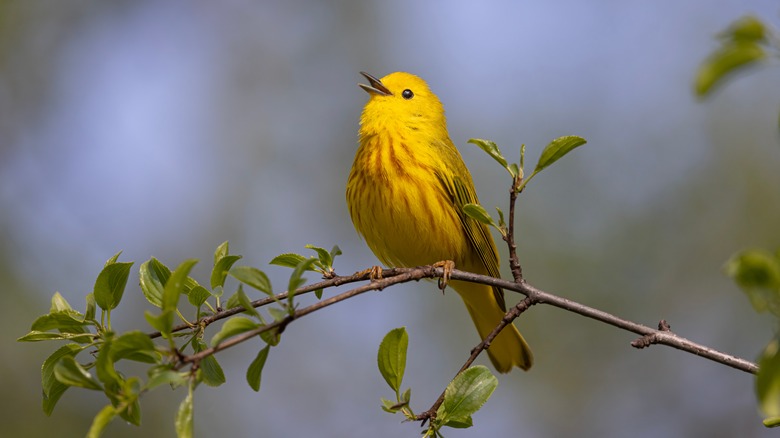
433 260 455 292
357 265 384 281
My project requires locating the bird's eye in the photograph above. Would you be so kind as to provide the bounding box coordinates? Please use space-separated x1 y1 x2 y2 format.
402 89 414 99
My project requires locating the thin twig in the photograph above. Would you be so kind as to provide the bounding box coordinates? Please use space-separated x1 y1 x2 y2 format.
175 266 438 367
149 267 412 339
504 175 524 283
444 269 759 374
416 296 536 424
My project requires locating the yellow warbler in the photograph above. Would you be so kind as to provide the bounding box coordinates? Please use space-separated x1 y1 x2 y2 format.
346 72 533 372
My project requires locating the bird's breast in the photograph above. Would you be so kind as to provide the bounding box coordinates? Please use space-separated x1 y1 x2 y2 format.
347 133 468 268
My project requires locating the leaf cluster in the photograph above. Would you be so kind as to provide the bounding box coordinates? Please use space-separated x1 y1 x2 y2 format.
464 135 586 236
18 242 341 437
376 328 498 437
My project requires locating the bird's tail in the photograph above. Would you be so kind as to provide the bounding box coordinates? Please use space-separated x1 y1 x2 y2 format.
453 280 533 373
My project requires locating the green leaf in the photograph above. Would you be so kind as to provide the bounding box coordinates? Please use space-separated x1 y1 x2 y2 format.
223 290 241 310
42 344 85 393
85 293 96 321
31 311 90 334
176 386 194 438
17 331 96 343
463 203 497 228
42 344 84 406
287 258 318 308
117 377 142 425
213 241 229 266
246 344 270 392
380 397 398 413
519 143 526 173
146 368 188 390
267 307 287 323
163 259 198 313
534 135 587 173
757 337 780 425
725 249 780 316
229 266 273 295
236 287 261 320
764 417 780 428
187 285 211 308
436 365 498 428
54 356 102 390
444 417 474 429
194 340 226 387
211 316 259 346
105 251 122 266
377 327 408 394
50 292 73 312
95 336 121 389
401 387 411 403
259 327 281 347
725 249 780 290
139 257 171 308
508 163 520 180
111 330 159 363
42 380 69 416
495 207 506 229
211 254 242 289
87 405 117 438
306 244 333 269
93 261 134 311
144 310 174 338
269 253 306 268
468 139 512 176
695 41 765 96
720 15 766 43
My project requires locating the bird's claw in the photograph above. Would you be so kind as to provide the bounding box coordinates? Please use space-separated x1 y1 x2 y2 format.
358 265 383 281
433 260 455 292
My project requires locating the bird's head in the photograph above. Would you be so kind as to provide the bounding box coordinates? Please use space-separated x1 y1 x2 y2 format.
358 71 447 136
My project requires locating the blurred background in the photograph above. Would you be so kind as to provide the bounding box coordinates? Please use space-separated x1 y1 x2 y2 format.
2 0 780 436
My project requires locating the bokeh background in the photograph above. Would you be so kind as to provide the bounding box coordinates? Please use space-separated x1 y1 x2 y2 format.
3 1 780 436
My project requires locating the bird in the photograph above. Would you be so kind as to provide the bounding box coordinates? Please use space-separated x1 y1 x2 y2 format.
346 71 533 373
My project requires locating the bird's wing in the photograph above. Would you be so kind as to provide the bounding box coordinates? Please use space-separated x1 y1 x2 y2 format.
434 155 507 311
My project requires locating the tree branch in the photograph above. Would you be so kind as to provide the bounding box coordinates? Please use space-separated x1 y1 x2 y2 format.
149 267 414 340
158 262 755 410
175 266 439 368
444 269 758 374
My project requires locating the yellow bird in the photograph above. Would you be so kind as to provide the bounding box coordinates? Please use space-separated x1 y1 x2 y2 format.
346 71 533 372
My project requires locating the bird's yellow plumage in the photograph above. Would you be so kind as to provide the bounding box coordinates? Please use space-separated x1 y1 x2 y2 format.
346 72 533 372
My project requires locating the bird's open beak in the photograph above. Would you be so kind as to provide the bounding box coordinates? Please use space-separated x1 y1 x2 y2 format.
359 71 392 96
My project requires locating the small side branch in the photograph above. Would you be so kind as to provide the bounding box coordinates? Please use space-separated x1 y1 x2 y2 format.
504 176 524 283
416 296 536 424
632 320 672 348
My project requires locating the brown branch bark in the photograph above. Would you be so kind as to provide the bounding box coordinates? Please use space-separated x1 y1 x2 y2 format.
504 175 524 283
149 267 413 340
444 269 758 374
175 266 439 368
165 264 757 386
416 296 536 424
